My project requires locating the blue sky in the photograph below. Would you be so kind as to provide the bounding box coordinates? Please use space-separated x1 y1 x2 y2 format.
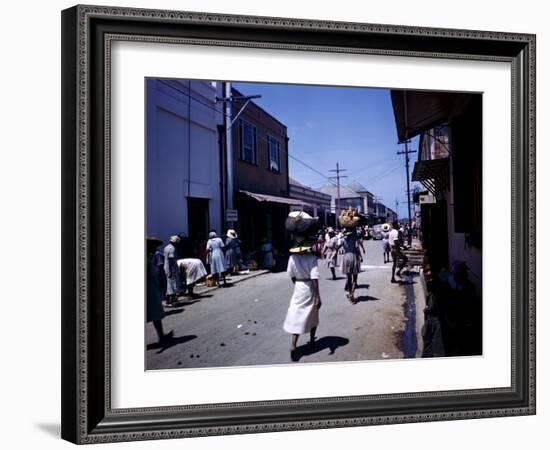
233 82 418 218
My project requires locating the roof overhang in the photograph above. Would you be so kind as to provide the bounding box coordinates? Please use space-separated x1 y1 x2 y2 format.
391 91 474 142
412 158 450 199
238 189 311 207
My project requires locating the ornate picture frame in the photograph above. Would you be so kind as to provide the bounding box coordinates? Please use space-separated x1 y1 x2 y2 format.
61 4 536 444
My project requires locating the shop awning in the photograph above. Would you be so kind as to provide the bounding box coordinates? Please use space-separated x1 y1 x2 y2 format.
238 190 312 208
391 91 474 142
412 158 450 198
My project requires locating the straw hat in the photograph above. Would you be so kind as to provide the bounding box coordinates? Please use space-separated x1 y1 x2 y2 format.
169 235 180 244
381 223 391 232
338 207 360 228
289 236 317 254
227 229 238 239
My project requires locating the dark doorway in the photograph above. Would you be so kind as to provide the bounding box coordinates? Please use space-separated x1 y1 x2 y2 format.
187 198 210 242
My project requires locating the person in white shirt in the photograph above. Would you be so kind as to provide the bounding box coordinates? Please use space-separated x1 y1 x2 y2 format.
381 223 391 263
389 221 407 283
284 212 322 361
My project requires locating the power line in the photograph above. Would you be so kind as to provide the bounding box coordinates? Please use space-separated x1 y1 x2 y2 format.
346 154 399 177
397 138 416 244
365 165 401 186
156 80 399 204
329 163 348 224
158 80 227 116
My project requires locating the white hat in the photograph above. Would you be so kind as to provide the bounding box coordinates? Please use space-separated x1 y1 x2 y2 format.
169 235 180 243
227 229 238 238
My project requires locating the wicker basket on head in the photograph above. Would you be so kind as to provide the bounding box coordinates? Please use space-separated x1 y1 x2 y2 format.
285 211 319 235
285 211 319 254
339 207 360 228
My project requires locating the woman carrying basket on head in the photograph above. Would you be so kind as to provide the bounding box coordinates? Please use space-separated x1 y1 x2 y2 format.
339 208 362 304
283 211 322 362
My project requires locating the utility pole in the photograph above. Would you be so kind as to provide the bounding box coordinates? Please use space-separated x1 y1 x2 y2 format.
397 140 416 245
223 82 233 212
329 162 347 226
216 85 262 227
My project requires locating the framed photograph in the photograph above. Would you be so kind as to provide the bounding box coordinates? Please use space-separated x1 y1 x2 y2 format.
61 4 536 444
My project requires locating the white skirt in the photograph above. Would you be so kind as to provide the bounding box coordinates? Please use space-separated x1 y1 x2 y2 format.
283 281 319 334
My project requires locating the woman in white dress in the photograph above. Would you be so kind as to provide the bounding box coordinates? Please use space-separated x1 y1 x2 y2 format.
283 211 322 362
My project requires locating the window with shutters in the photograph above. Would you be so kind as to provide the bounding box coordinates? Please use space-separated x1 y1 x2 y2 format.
267 135 280 172
239 119 257 164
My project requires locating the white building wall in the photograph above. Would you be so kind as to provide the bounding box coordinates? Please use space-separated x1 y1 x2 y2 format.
146 79 223 242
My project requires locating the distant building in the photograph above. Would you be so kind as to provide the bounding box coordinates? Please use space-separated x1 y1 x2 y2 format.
146 79 223 244
289 178 332 224
386 207 397 223
346 181 377 223
318 183 365 226
373 202 387 224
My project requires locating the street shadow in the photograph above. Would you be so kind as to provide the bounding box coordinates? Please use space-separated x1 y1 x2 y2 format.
164 307 185 316
356 283 370 289
353 295 379 303
327 276 346 281
173 294 213 307
295 336 350 361
147 334 197 354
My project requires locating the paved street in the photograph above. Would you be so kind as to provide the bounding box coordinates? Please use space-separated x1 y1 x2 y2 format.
146 239 426 370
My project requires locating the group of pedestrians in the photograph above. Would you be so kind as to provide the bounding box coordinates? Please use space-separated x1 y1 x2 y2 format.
282 208 367 360
155 234 209 307
282 208 417 361
145 229 245 343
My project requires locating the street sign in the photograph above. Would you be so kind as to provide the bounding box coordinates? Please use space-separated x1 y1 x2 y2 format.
226 209 238 222
419 194 436 204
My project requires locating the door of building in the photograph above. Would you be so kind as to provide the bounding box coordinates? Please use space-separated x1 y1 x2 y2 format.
187 197 210 242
